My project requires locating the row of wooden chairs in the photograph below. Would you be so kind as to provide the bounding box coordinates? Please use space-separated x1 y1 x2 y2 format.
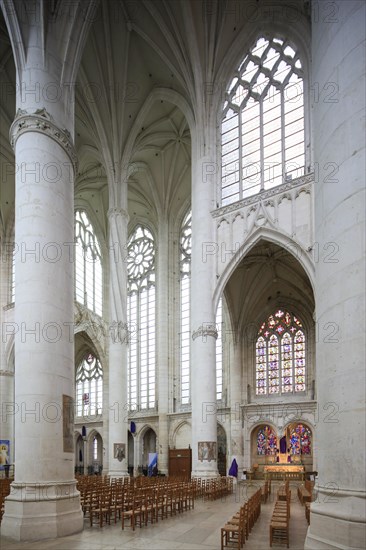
221 488 262 549
121 484 194 530
261 480 271 503
201 477 234 501
76 475 196 529
269 484 291 548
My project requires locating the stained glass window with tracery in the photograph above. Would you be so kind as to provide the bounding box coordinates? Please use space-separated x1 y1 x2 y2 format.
221 35 305 205
255 309 306 395
289 423 312 455
257 425 277 455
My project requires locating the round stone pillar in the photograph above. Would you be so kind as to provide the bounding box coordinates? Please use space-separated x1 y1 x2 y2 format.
305 2 366 548
107 208 129 477
1 109 83 540
190 127 218 478
228 343 243 471
157 218 169 475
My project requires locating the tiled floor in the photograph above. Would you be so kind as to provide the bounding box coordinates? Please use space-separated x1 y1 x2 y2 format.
0 482 309 550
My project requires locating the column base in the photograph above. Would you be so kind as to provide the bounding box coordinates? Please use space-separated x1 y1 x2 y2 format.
108 469 130 478
191 468 219 479
1 482 83 542
304 489 366 550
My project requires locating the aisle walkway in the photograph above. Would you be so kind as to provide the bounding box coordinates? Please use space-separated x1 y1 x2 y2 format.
1 482 308 550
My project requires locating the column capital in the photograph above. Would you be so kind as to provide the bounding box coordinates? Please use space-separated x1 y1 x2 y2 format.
192 323 218 341
0 370 14 377
9 108 77 172
108 207 129 222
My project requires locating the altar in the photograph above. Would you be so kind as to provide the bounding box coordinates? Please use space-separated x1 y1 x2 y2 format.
264 464 305 480
264 465 304 473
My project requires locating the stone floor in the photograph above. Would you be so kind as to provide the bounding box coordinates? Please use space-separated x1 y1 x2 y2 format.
0 482 308 550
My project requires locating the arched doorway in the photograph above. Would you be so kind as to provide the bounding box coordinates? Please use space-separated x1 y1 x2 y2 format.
128 431 134 476
89 431 103 475
141 428 157 475
75 434 84 475
217 424 227 476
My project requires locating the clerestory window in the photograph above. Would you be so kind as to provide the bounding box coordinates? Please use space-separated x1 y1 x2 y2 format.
127 226 156 410
75 210 103 315
221 35 305 205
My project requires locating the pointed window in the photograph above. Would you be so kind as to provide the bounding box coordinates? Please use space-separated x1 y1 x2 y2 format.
222 36 305 205
127 226 156 410
76 353 103 417
180 210 191 404
255 309 306 395
75 210 103 315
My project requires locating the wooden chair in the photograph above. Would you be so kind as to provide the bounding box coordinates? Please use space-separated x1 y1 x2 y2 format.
270 519 289 548
227 502 249 542
155 489 167 521
221 505 246 549
121 495 144 531
90 490 111 527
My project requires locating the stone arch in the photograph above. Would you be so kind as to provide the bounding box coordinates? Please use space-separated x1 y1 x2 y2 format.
281 421 314 469
214 228 315 313
87 428 104 474
172 421 192 449
250 422 279 469
138 425 157 474
74 328 106 370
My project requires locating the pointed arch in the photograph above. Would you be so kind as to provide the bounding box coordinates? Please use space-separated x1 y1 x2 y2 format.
214 227 315 311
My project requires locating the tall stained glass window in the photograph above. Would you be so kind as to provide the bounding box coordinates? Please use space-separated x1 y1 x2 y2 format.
289 423 312 455
76 353 103 417
127 226 156 410
180 211 191 404
75 210 103 315
257 425 277 455
221 36 305 205
255 309 306 395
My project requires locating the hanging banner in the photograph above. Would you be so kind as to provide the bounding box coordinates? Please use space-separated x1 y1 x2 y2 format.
148 452 158 476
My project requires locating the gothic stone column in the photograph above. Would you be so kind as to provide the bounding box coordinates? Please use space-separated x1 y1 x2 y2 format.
190 126 219 478
107 208 129 477
305 2 366 548
1 109 83 541
156 218 169 475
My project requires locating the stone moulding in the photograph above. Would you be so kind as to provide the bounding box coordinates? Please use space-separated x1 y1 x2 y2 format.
9 108 78 172
192 323 218 341
213 173 314 218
